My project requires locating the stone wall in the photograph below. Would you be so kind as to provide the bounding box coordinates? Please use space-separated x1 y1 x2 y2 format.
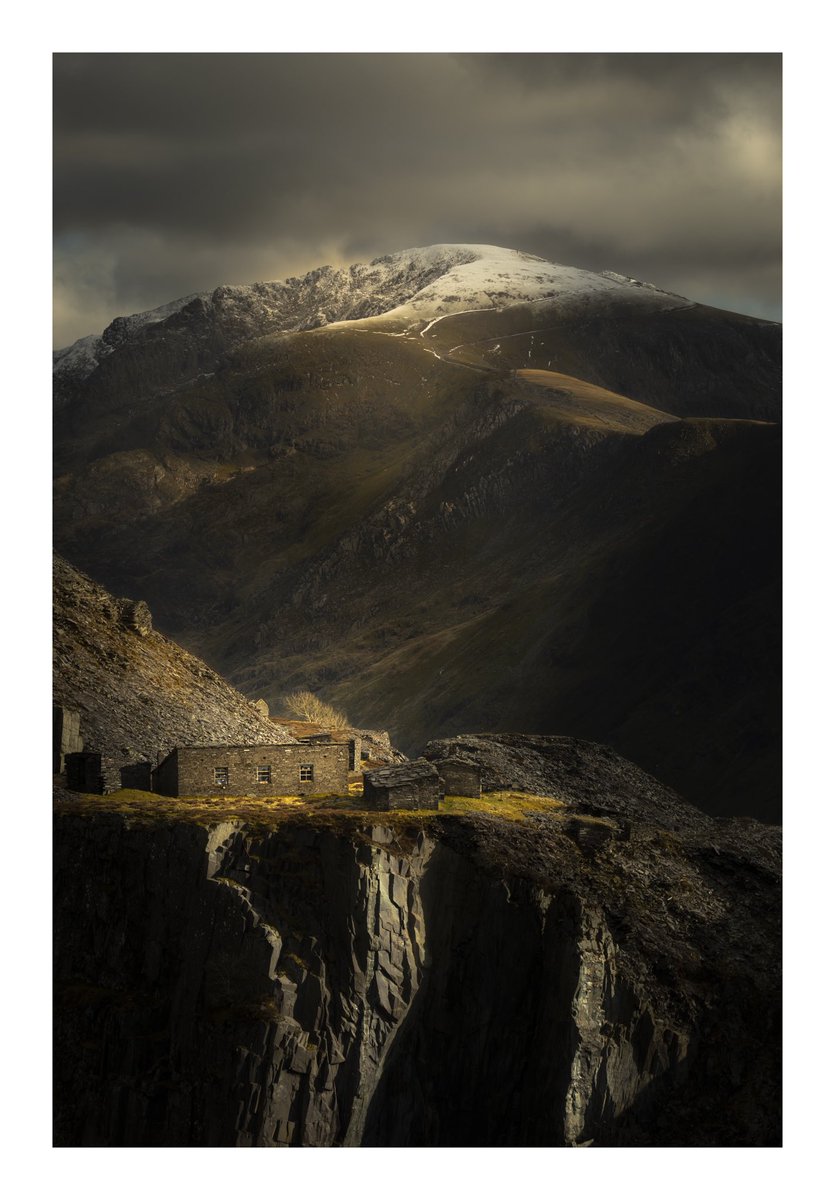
300 733 361 771
435 759 482 798
155 744 349 797
53 706 83 773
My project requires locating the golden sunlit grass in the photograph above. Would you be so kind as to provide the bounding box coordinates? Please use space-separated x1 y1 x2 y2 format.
440 791 566 820
515 369 676 433
58 788 315 829
56 787 570 830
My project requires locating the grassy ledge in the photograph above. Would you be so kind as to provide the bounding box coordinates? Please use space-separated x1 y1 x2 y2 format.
55 788 567 830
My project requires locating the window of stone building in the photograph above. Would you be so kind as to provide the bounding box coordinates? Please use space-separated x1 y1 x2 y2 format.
256 765 272 784
214 767 229 787
299 763 314 782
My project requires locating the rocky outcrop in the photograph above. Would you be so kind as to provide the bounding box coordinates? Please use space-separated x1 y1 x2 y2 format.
53 738 780 1147
121 599 152 637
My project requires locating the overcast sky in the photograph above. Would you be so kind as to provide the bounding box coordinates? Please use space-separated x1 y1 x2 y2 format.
53 52 781 347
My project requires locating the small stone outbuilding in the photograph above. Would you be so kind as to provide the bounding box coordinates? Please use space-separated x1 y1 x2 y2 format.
363 759 442 811
434 758 482 798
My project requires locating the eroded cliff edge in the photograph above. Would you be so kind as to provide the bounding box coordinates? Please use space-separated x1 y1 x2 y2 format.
53 738 780 1148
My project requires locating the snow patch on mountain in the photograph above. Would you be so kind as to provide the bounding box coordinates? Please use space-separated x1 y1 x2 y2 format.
382 245 690 325
53 332 106 378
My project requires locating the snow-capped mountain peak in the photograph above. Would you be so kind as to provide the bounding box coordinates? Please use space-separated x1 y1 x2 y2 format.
53 244 690 395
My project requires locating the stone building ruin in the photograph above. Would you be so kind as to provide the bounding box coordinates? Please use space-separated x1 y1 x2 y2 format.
153 742 350 798
56 712 481 812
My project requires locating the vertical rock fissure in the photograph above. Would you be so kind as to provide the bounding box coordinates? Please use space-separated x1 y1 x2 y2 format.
342 830 434 1145
199 823 435 1146
563 904 616 1144
360 847 592 1146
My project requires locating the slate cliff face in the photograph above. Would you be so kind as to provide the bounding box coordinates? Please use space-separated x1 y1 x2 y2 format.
54 738 780 1147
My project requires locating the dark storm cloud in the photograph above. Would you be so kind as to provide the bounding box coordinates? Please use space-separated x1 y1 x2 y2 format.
53 52 781 346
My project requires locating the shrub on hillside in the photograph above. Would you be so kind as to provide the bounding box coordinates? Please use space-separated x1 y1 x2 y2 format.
282 689 350 730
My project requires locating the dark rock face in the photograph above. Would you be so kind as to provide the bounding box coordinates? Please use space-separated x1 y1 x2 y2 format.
53 738 780 1147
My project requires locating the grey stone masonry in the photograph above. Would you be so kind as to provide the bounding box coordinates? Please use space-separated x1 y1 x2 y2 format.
363 759 442 811
435 758 482 798
300 733 362 771
153 743 349 798
53 706 83 773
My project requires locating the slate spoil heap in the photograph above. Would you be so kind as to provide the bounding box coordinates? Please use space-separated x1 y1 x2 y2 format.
53 553 294 783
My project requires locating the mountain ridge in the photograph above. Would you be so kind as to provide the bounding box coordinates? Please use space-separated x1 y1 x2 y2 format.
54 242 706 367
